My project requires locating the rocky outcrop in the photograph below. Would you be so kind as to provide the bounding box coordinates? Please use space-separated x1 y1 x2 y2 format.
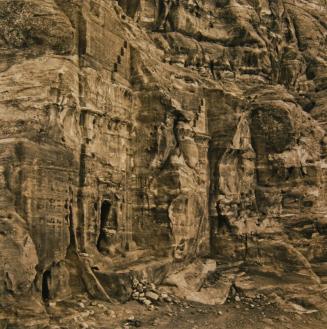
0 212 38 296
1 0 327 325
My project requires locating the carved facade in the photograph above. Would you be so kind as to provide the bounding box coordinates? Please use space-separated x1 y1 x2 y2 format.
1 0 327 323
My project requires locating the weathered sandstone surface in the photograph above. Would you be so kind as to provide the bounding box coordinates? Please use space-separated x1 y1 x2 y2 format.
1 0 327 326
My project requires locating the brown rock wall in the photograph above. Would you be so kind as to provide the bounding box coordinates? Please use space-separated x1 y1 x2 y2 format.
1 0 327 320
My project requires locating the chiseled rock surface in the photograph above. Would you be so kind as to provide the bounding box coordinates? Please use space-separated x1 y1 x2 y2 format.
0 212 38 296
1 0 327 325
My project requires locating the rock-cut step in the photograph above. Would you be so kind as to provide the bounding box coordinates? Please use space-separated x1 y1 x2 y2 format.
93 257 173 303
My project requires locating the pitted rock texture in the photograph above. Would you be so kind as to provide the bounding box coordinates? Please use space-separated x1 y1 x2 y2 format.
1 0 327 325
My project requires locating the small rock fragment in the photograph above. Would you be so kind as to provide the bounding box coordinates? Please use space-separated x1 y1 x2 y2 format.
145 291 159 302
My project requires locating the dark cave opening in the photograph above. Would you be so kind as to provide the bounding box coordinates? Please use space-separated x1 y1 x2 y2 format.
97 200 117 251
100 200 112 229
42 270 51 301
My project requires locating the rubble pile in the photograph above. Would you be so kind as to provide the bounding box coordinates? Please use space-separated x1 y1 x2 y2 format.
130 277 185 310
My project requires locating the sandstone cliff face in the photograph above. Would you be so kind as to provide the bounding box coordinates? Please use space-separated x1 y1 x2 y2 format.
1 0 327 322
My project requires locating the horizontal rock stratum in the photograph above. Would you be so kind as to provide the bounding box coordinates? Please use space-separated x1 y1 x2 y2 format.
1 0 327 326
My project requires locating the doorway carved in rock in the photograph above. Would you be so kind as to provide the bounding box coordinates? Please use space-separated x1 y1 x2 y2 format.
96 200 118 253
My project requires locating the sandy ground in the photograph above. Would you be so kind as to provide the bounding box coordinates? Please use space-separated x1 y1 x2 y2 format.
45 294 327 329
